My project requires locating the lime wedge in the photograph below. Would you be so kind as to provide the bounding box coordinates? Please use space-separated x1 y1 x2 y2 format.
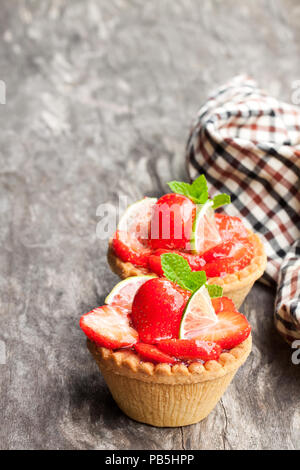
118 197 157 240
105 275 155 310
179 285 218 339
190 200 221 254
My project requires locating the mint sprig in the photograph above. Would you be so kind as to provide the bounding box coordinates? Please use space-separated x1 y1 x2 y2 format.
161 253 223 298
160 252 191 288
206 284 223 298
167 174 230 208
212 194 231 209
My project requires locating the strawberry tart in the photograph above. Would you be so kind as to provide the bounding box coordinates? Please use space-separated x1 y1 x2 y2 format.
108 175 266 308
80 254 252 427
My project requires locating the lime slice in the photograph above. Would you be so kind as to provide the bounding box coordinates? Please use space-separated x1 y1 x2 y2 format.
105 275 155 310
118 197 157 240
190 200 221 254
179 285 218 339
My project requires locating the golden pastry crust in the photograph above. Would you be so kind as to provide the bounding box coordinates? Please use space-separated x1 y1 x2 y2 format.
87 335 252 385
107 230 267 306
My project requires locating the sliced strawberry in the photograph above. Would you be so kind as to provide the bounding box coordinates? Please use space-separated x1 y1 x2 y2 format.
215 213 249 241
132 278 191 343
157 339 221 361
203 239 253 264
191 310 251 350
112 230 152 268
202 240 236 263
211 296 236 314
149 193 196 251
80 305 138 349
203 239 254 277
134 342 176 364
203 258 234 277
148 252 165 276
148 249 206 277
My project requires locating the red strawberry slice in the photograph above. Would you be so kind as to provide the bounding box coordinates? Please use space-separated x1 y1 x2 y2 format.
215 213 249 241
149 193 196 251
202 240 236 263
202 240 253 263
148 252 165 276
131 278 191 343
190 310 251 350
148 249 206 276
211 296 236 314
203 258 235 277
203 239 254 277
80 305 138 349
134 343 176 364
157 339 221 361
112 230 152 268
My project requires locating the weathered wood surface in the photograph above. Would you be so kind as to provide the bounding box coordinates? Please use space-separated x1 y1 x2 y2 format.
0 0 300 450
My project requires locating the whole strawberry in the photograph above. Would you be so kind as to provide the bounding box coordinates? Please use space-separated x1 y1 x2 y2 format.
131 278 191 343
148 193 196 251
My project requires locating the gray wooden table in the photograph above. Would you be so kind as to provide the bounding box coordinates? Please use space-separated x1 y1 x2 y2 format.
1 0 300 450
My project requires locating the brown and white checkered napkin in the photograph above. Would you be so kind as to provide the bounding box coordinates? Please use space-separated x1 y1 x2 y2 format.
186 75 300 344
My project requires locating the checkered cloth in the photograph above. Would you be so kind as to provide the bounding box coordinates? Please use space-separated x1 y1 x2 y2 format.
186 75 300 344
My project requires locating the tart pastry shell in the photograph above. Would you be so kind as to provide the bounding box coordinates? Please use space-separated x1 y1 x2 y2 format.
88 335 252 427
107 231 267 309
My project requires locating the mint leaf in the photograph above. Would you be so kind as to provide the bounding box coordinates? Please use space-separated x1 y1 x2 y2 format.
212 194 231 210
206 284 223 298
190 175 209 204
167 175 209 204
161 253 191 290
167 181 191 197
162 253 223 299
167 181 202 204
181 271 206 292
161 253 207 292
168 174 229 206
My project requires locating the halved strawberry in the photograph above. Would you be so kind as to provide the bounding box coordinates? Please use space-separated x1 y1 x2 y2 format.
215 213 249 241
112 230 152 268
211 296 236 314
149 193 196 251
157 339 221 361
134 342 176 364
131 278 191 343
80 305 138 349
148 249 206 276
191 310 251 350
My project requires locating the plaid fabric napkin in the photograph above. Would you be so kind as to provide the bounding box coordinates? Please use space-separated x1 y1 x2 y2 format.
186 75 300 344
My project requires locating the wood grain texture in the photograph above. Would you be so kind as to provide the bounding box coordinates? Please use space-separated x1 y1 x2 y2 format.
0 0 300 450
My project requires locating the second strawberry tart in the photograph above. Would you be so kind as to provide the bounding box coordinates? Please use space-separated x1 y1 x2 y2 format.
108 175 266 308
